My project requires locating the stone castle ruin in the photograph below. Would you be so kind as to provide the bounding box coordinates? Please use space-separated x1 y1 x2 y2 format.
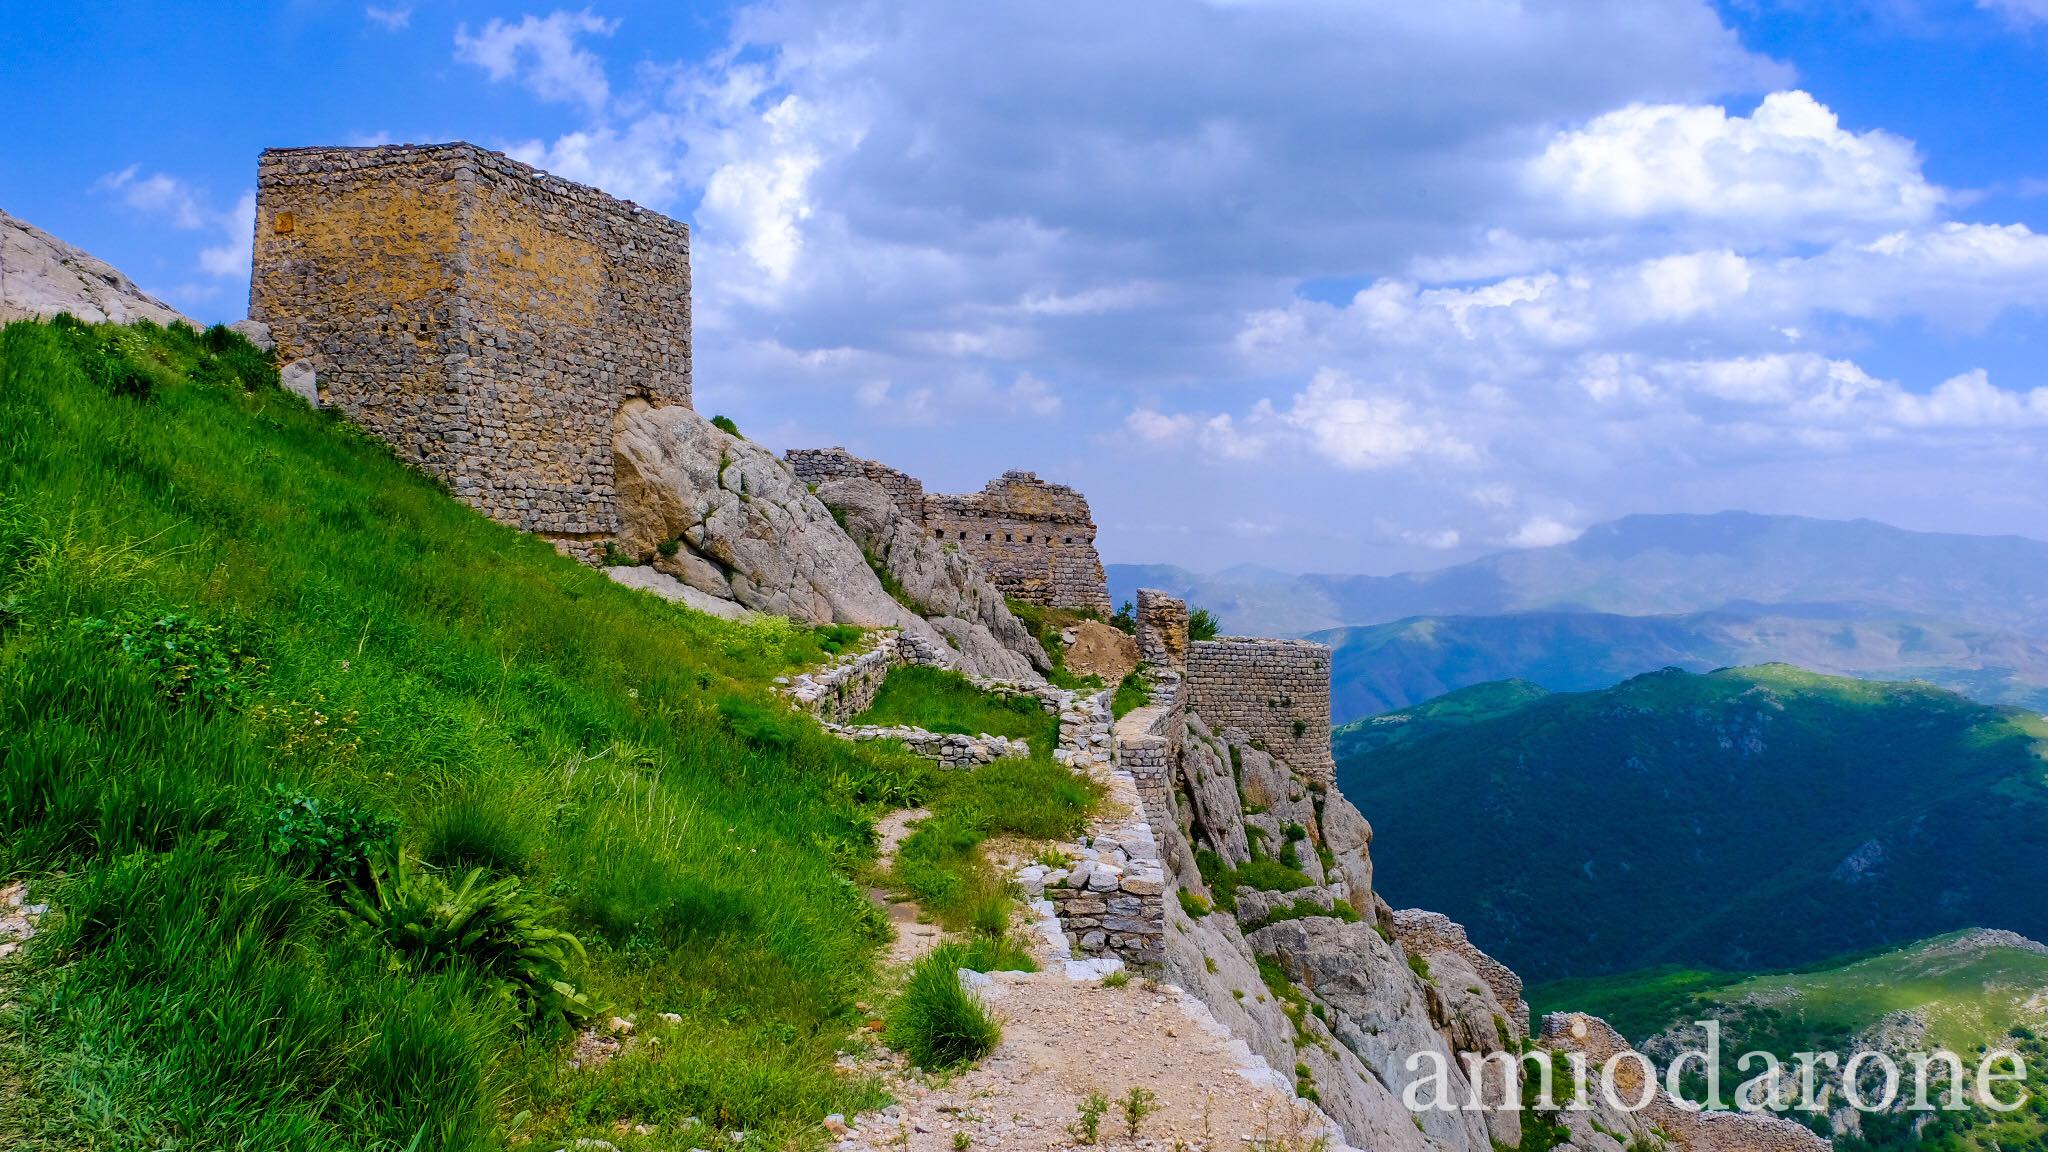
250 143 691 553
788 447 1111 613
232 144 1827 1152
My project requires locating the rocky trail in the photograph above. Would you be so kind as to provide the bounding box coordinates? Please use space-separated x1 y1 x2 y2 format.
831 691 1337 1152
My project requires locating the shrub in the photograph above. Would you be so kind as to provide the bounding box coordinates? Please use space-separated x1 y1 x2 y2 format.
1110 600 1136 635
885 943 1002 1069
1177 888 1212 918
343 854 593 1023
267 787 399 888
710 414 741 436
1187 607 1220 642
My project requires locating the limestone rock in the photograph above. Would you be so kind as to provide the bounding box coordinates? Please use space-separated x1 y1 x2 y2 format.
228 318 274 351
281 360 319 406
1251 917 1497 1152
1175 715 1252 867
604 564 753 621
612 402 954 659
1064 619 1139 683
813 475 1045 681
1 209 188 326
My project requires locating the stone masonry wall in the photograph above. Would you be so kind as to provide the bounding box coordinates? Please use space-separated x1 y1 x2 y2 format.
1182 639 1335 784
788 448 1111 613
250 143 692 552
1136 588 1189 669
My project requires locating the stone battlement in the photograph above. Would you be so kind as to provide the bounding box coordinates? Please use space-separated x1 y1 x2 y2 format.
1182 638 1335 785
249 142 692 550
788 447 1111 613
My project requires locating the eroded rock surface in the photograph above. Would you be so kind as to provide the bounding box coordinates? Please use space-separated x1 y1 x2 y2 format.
2 209 188 326
814 476 1044 682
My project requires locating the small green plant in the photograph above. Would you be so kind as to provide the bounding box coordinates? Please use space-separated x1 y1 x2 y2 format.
1072 1092 1109 1145
885 943 1003 1070
601 540 635 566
1177 888 1212 918
1034 846 1072 869
1112 669 1152 720
82 611 264 711
711 414 741 436
1187 607 1220 641
656 536 682 558
1406 951 1432 982
1101 968 1130 989
1119 1086 1158 1138
951 1133 970 1151
266 788 398 888
343 854 592 1023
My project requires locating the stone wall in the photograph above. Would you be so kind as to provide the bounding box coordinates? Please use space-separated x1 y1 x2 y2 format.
250 142 691 554
788 448 1111 614
1136 588 1189 668
1391 909 1530 1034
779 636 907 724
1182 639 1335 784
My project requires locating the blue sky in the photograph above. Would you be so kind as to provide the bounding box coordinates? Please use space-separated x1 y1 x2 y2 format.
8 0 2048 574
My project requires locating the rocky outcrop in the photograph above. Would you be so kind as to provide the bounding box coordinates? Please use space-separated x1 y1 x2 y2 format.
1541 1013 1833 1152
1156 708 1530 1151
1 209 188 327
612 402 1043 678
812 476 1044 682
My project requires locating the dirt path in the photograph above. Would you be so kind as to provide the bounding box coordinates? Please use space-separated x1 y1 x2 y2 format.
874 807 944 967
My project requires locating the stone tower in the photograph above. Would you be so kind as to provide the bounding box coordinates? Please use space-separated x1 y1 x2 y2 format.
248 143 691 555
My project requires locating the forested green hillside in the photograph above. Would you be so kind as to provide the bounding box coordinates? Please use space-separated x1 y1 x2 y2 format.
1337 664 2048 980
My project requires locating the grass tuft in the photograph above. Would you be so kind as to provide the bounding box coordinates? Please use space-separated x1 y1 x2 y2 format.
885 943 1003 1070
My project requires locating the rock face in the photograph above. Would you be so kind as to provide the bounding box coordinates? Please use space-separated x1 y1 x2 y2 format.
612 402 1040 679
1 209 188 327
813 476 1045 682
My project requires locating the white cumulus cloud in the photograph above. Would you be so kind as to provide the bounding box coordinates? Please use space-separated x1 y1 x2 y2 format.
455 10 618 113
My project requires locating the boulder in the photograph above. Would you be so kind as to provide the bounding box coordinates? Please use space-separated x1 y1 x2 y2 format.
228 318 275 351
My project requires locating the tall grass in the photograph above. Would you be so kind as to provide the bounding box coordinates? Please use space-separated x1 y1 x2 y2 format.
892 759 1102 931
884 943 1003 1071
0 318 911 1149
853 664 1062 751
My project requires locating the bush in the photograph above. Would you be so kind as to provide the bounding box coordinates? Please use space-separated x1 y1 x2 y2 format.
267 787 399 888
711 414 740 436
1110 600 1136 635
1188 607 1220 642
344 854 593 1023
885 943 1002 1069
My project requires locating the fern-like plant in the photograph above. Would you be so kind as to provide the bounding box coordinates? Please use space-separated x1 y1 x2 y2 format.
345 854 593 1023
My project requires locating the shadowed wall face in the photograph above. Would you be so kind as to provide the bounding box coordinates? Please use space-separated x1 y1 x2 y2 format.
1183 638 1335 784
251 142 691 551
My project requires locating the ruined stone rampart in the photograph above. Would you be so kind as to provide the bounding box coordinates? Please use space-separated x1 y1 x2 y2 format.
788 448 1111 613
1136 588 1188 669
250 143 691 551
1182 638 1335 784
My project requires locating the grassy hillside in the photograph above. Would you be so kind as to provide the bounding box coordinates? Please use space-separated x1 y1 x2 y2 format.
1532 932 2048 1151
1336 664 2048 981
1312 609 2048 723
0 317 938 1150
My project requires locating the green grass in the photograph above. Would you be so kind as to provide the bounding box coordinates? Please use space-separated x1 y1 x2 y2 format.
891 758 1102 931
854 664 1061 751
1111 670 1152 721
883 943 1002 1071
0 317 927 1150
1193 849 1314 915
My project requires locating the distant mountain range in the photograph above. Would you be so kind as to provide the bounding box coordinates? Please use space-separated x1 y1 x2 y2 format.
1334 665 2048 982
1313 607 2048 723
1109 512 2048 719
